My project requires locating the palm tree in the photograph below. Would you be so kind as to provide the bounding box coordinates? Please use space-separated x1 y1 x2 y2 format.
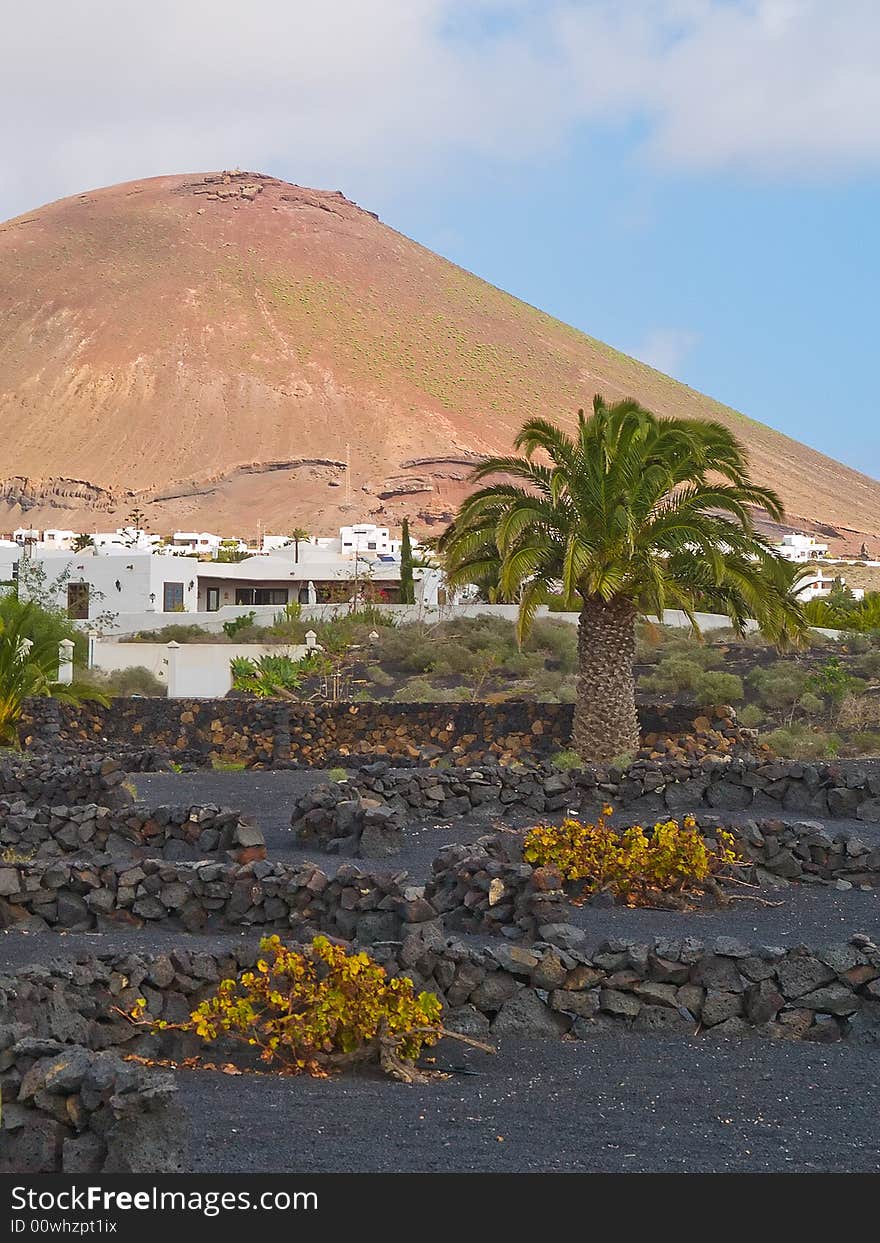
289 527 310 564
438 395 807 762
0 599 107 746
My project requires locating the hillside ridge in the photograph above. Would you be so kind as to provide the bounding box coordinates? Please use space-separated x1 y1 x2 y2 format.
0 169 877 551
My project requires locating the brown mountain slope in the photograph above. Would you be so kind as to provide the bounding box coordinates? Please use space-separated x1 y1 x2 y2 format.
0 169 877 551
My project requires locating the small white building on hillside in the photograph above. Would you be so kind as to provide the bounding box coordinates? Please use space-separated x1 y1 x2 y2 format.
793 567 865 602
775 533 829 562
170 532 224 555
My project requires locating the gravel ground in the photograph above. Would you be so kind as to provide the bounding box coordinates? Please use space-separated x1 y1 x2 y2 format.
178 1035 880 1173
131 767 880 879
565 885 880 950
1 768 875 970
2 880 877 972
132 768 511 874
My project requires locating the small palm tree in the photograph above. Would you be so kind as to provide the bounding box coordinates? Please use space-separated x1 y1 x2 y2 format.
438 395 807 762
0 600 107 746
289 527 310 563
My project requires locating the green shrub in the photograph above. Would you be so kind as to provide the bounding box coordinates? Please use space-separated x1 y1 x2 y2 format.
552 749 582 771
737 703 766 728
842 632 873 655
392 678 439 702
746 663 809 712
805 657 864 703
692 671 744 705
83 665 166 697
797 691 824 717
222 612 257 639
365 665 394 687
854 651 880 678
760 724 842 760
848 731 880 757
639 657 705 695
230 653 310 697
124 624 209 643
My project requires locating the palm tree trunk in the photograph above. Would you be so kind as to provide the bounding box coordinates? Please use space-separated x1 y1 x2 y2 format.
572 596 639 763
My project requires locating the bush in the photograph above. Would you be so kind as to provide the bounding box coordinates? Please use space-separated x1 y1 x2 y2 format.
392 678 440 702
737 703 766 728
806 657 864 703
551 749 582 771
230 653 310 697
760 724 842 760
842 632 873 655
125 624 210 643
746 663 809 712
523 808 742 906
854 651 880 678
848 731 880 757
797 691 824 717
836 691 880 729
692 671 744 705
83 665 166 697
222 612 258 639
639 657 705 695
138 934 444 1082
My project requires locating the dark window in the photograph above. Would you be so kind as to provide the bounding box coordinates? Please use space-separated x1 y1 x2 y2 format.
67 583 89 620
206 587 220 612
163 582 184 611
367 542 376 550
234 587 288 606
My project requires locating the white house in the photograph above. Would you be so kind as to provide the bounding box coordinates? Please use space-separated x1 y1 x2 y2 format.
774 533 829 562
90 527 162 553
17 550 200 620
260 534 294 553
195 549 444 611
0 540 19 584
793 567 865 602
339 524 395 557
170 531 226 555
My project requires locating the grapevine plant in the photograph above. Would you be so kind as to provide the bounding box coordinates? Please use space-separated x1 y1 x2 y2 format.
127 935 491 1084
523 806 743 908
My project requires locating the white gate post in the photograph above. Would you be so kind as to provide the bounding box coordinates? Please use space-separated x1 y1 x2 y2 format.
57 639 75 685
165 641 181 697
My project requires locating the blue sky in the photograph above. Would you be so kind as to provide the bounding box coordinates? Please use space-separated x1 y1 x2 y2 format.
380 149 880 478
3 0 879 477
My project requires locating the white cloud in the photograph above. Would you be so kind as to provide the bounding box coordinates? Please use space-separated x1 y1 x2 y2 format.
2 1 879 219
633 327 700 376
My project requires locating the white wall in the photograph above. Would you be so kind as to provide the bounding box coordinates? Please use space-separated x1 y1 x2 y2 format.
19 552 200 620
86 600 847 642
92 640 309 697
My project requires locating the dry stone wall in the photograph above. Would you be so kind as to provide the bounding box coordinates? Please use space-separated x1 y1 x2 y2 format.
0 754 133 809
0 1037 187 1174
0 856 437 939
290 757 880 852
20 698 729 768
3 928 879 1057
0 800 264 864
